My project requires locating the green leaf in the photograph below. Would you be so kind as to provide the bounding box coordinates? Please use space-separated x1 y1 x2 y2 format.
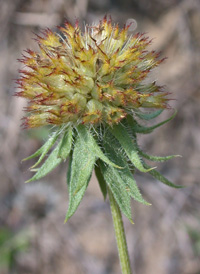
66 152 72 186
139 150 181 162
127 110 177 134
58 127 73 160
103 137 150 205
65 130 96 222
135 109 163 120
23 131 58 168
130 134 181 163
143 163 184 188
98 160 133 222
109 124 155 173
95 163 107 200
77 125 122 168
26 139 63 183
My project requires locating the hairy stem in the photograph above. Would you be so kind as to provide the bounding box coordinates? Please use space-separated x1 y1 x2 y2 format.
108 187 132 274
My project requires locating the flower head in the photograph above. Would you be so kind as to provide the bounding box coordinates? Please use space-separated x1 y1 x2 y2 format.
17 16 181 223
17 16 168 128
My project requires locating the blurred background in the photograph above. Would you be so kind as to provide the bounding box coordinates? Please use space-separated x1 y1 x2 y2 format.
0 0 200 273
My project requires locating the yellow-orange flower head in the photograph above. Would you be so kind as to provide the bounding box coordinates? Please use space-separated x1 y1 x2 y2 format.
17 16 168 128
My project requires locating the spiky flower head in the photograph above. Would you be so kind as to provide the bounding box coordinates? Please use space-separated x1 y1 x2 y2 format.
17 16 168 128
17 16 181 222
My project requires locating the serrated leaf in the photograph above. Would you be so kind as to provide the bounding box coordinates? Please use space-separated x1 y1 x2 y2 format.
135 109 163 120
109 124 155 173
65 131 96 222
58 127 73 160
98 160 132 222
143 163 184 188
103 137 150 205
77 125 122 168
95 163 107 200
26 139 63 183
23 131 58 163
127 110 177 134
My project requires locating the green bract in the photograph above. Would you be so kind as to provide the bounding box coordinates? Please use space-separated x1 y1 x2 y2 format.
24 110 182 223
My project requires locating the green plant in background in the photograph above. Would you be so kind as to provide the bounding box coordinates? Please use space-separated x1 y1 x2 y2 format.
0 228 29 272
187 222 200 257
16 16 182 274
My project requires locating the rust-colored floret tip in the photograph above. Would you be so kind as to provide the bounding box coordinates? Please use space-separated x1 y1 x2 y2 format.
17 16 169 128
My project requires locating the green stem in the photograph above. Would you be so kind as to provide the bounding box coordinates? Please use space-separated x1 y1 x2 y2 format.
108 187 132 274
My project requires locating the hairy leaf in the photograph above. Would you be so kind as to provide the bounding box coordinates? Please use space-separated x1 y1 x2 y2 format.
26 139 63 183
23 131 58 166
65 131 96 222
103 136 149 205
98 160 133 222
58 127 73 160
135 109 163 120
131 134 181 163
109 124 154 172
127 110 177 134
66 152 72 186
77 125 121 168
139 150 181 162
143 163 183 188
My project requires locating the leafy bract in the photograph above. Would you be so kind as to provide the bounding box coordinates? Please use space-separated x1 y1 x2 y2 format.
109 124 154 173
103 135 149 205
77 125 121 168
23 131 58 167
26 139 63 183
143 163 183 188
66 152 72 186
65 129 96 222
98 160 133 222
135 109 163 120
58 127 73 160
26 128 72 183
127 110 177 134
139 150 181 162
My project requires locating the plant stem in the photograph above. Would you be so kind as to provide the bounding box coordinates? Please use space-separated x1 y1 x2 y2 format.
108 187 132 274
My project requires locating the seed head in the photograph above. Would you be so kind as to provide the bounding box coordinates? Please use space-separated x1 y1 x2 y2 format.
16 16 168 128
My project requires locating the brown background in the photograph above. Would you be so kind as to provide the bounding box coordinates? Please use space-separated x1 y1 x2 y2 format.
0 0 200 273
